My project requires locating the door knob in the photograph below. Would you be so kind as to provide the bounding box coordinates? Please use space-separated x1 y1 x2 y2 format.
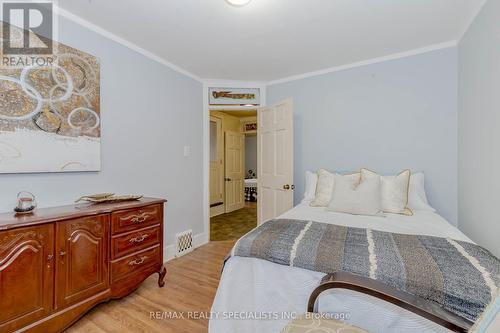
291 185 295 190
59 250 66 257
283 184 290 190
225 178 232 182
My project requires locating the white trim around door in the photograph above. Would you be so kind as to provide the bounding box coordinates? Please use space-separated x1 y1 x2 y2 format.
202 80 267 244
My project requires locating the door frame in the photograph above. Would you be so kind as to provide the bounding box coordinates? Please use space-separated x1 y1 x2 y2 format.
209 115 224 216
203 80 267 245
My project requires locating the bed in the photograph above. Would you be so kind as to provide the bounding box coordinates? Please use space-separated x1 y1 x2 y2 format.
209 204 475 333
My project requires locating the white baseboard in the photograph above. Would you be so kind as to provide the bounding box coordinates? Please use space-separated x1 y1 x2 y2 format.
163 232 208 262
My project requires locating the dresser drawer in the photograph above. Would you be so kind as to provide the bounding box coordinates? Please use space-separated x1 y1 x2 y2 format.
111 224 161 259
111 245 161 282
111 204 162 234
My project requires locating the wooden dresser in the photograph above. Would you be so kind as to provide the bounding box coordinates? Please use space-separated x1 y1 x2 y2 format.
0 197 167 333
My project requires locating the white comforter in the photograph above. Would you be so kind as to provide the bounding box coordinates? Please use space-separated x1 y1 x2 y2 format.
209 204 472 333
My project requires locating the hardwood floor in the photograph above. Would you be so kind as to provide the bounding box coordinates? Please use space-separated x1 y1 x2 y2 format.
65 241 235 333
210 201 257 241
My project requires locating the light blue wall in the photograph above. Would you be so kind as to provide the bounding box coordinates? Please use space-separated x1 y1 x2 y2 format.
267 48 458 224
458 0 500 257
0 16 204 246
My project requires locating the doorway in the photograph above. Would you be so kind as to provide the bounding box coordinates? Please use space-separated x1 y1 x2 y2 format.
209 110 258 241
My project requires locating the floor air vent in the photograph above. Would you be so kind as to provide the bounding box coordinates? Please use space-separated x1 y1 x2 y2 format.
175 229 193 257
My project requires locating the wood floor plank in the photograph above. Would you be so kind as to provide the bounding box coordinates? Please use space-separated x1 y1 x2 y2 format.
65 241 235 333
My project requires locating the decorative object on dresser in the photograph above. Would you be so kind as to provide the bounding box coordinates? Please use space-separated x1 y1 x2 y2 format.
0 197 166 333
14 191 37 215
75 193 143 203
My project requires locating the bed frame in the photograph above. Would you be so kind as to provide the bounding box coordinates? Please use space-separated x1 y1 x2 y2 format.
308 272 474 333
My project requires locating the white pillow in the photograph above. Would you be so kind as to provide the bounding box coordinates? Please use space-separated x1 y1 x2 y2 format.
310 169 335 207
361 169 412 215
408 172 436 212
301 171 318 204
327 174 381 216
310 170 360 207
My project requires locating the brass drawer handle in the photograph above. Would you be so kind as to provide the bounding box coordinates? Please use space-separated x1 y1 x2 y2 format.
129 234 149 244
128 255 148 266
129 212 150 224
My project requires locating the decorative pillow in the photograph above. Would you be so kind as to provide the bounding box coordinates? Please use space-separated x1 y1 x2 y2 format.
360 169 412 215
327 174 381 216
310 169 334 207
301 171 318 204
310 170 360 207
339 172 361 188
408 172 436 212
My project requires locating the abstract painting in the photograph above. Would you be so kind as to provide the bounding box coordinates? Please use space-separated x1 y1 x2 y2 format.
0 24 100 173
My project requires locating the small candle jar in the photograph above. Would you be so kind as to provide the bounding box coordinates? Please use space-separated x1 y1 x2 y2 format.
15 191 37 213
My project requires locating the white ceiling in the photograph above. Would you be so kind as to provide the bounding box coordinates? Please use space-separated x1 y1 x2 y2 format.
59 0 484 82
213 110 257 118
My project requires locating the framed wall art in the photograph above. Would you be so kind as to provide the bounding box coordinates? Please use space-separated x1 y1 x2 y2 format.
0 23 101 173
209 87 260 106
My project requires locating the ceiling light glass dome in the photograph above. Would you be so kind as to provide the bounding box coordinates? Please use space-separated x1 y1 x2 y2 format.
225 0 252 7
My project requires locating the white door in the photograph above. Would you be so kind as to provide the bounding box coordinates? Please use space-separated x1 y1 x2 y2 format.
209 117 223 207
225 131 245 213
258 98 294 224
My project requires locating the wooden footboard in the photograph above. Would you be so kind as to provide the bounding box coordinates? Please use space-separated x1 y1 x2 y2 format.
307 272 474 333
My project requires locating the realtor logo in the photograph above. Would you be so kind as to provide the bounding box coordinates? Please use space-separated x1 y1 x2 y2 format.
2 1 53 55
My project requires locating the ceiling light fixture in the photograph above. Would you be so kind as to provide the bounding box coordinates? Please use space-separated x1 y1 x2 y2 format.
225 0 252 7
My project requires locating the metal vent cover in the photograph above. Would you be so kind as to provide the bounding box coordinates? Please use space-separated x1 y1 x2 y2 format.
175 229 193 257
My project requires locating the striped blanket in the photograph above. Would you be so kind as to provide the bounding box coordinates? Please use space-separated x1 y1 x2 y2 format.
230 219 500 322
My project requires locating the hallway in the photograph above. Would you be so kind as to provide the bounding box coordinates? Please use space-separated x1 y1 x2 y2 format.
210 202 257 241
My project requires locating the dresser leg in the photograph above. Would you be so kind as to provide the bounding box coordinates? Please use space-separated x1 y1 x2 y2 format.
158 265 167 287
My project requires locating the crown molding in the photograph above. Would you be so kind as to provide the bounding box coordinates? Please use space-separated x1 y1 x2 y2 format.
55 6 470 87
202 79 267 88
457 0 488 42
267 40 457 86
55 7 202 82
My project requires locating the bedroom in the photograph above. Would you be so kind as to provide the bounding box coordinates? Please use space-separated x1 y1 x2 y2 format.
0 0 498 333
